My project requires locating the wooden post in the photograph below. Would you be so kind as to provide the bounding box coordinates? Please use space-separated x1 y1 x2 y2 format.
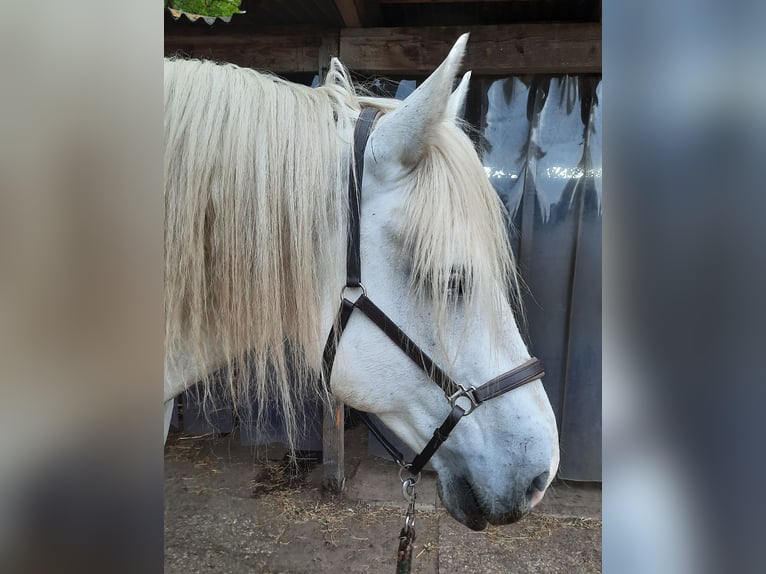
317 33 335 83
322 400 346 492
318 31 347 493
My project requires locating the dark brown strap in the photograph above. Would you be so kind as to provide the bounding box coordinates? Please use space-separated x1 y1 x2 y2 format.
357 411 407 468
473 358 545 403
321 298 355 382
347 108 378 288
408 405 465 475
354 294 462 398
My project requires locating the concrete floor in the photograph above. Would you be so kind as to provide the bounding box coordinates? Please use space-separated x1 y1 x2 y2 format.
165 426 601 573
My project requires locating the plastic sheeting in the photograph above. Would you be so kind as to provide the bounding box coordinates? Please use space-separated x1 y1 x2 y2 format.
480 76 602 481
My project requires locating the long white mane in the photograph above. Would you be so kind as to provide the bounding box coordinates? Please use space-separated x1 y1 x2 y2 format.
164 58 519 445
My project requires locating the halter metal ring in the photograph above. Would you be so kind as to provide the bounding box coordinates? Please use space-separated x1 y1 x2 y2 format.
399 466 421 487
447 384 479 416
340 283 367 303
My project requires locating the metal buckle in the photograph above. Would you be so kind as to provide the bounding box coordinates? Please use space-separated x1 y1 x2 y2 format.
447 384 479 416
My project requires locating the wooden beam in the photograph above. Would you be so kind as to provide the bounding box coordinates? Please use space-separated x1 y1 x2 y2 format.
340 24 601 74
378 0 533 3
165 23 600 75
334 0 381 27
335 0 362 26
164 29 339 74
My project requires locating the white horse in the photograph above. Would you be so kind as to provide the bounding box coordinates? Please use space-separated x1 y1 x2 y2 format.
164 34 558 530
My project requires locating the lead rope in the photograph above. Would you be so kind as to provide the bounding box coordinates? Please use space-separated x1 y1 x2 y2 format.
396 473 419 574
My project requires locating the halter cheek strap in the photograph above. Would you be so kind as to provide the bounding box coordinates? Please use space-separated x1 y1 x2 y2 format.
322 107 544 476
345 108 375 288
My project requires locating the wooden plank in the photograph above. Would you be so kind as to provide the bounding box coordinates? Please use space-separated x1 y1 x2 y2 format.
334 0 381 27
379 0 533 3
322 400 346 492
340 24 601 74
164 29 338 73
334 0 362 27
317 37 346 494
165 23 600 75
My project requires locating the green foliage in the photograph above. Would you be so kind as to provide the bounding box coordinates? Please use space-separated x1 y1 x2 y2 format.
167 0 243 17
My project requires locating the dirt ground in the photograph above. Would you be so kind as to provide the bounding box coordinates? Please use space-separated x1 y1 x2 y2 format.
164 427 601 573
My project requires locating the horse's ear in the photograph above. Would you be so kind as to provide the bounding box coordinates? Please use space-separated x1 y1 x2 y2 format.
446 71 471 121
370 34 469 168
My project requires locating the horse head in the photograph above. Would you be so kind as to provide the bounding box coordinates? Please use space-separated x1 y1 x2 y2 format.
327 34 559 530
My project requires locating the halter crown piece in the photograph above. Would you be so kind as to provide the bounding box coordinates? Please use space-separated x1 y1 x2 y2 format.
321 108 545 571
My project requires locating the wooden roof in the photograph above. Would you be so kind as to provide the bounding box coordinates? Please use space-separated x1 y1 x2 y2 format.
165 0 601 75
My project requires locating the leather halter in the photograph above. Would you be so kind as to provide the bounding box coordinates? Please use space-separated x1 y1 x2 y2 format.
322 108 545 476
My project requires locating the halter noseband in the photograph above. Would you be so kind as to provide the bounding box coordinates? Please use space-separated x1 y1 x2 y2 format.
321 108 545 477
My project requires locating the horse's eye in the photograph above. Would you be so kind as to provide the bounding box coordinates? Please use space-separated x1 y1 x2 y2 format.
447 270 465 297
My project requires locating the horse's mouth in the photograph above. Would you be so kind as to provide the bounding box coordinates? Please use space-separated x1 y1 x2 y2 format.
437 476 531 531
437 476 487 530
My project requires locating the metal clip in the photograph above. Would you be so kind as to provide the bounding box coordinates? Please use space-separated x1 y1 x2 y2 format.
447 384 479 415
402 478 416 501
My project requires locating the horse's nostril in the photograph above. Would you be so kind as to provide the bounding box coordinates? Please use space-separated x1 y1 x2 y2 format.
527 471 550 496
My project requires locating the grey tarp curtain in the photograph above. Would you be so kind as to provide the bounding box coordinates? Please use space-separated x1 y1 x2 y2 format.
178 74 602 482
483 76 602 481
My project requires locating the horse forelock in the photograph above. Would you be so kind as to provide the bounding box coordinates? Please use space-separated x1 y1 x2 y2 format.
402 120 523 361
356 95 524 362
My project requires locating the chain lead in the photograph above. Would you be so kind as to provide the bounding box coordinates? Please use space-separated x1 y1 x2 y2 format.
397 479 417 574
401 478 417 534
